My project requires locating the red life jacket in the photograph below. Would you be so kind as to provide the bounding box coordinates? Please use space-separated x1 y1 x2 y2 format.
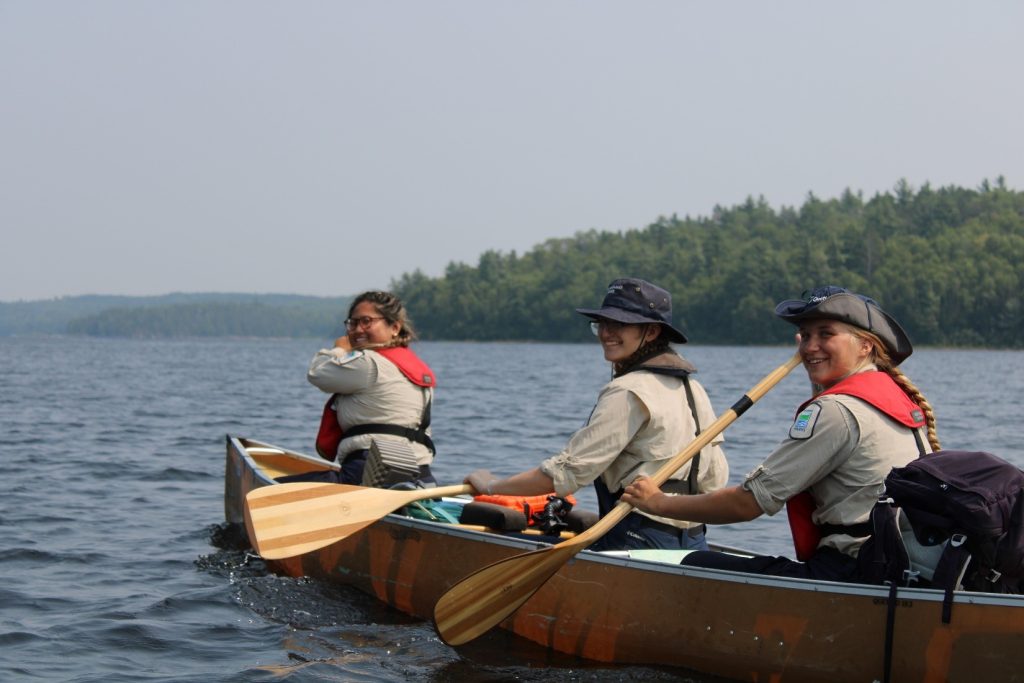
785 371 925 561
315 347 436 461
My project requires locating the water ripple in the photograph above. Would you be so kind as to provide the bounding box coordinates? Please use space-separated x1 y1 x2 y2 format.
1 337 1021 682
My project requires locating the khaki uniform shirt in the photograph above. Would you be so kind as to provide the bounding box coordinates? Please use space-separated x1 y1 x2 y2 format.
743 391 928 556
307 347 434 466
540 363 728 530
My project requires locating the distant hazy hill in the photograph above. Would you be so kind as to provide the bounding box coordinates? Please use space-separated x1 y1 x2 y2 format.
0 293 350 338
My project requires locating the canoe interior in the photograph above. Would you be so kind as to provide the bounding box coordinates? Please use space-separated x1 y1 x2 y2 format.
224 434 1024 683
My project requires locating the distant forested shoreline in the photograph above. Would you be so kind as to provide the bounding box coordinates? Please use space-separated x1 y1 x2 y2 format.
395 179 1023 348
3 180 1021 347
0 293 350 339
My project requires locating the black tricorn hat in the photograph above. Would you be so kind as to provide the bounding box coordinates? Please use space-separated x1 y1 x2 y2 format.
576 277 688 344
775 285 913 365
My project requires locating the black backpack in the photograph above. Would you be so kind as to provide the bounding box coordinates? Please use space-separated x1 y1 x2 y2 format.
857 450 1024 683
859 450 1024 618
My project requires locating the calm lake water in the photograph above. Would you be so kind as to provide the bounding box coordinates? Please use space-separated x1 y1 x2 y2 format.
1 336 1021 682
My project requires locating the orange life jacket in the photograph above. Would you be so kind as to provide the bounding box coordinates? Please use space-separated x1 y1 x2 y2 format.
472 493 578 526
785 371 925 561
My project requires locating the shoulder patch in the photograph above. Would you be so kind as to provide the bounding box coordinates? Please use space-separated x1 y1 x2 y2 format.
335 349 364 365
790 403 822 440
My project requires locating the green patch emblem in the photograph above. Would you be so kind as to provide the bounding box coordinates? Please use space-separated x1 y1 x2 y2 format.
789 403 821 439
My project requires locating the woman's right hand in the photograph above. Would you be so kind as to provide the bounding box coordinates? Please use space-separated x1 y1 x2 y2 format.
621 476 666 514
333 335 353 351
465 469 497 496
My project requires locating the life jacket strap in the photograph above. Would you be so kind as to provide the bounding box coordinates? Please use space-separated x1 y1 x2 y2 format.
343 421 436 455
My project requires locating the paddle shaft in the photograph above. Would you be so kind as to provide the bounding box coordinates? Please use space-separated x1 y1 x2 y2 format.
433 352 802 646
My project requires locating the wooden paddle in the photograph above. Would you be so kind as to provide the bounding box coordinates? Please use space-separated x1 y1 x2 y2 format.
433 352 802 646
244 482 473 560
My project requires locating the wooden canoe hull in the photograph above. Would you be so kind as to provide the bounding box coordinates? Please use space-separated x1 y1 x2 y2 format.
225 435 1024 682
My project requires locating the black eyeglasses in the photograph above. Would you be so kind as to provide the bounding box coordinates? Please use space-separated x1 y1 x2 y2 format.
590 320 626 336
345 316 386 330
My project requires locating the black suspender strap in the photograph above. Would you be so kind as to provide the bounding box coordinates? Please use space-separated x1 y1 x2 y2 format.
683 375 702 495
662 375 703 495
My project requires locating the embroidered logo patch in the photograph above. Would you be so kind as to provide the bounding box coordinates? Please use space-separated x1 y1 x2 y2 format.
790 403 822 440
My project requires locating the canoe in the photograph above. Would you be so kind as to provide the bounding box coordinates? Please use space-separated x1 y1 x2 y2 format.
225 435 1024 682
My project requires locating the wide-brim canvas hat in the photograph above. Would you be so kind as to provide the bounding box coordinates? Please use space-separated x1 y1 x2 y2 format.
775 285 913 365
576 278 688 344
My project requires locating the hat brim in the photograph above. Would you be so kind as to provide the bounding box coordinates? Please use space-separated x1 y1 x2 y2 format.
775 293 913 365
576 307 688 344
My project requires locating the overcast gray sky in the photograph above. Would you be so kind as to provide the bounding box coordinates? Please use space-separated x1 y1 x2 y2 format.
2 1 1021 302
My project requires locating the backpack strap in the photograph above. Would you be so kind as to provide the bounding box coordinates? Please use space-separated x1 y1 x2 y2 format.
931 534 972 624
912 427 927 457
857 498 916 683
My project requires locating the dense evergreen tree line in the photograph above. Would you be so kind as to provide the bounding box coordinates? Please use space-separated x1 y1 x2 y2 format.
393 180 1023 347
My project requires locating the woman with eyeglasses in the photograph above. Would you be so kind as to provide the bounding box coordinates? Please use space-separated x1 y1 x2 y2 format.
620 286 940 581
298 290 437 486
463 278 728 551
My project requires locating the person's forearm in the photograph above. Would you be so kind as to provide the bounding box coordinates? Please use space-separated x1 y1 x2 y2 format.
646 485 763 525
487 468 556 496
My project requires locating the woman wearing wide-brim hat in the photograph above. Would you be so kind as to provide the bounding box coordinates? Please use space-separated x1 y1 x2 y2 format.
464 277 729 551
622 285 941 580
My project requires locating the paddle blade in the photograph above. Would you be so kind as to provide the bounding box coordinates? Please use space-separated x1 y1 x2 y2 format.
433 541 580 646
244 481 474 560
244 482 377 559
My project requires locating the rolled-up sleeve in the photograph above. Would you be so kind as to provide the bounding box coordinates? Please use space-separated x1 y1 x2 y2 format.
539 385 649 497
742 399 855 516
307 348 378 395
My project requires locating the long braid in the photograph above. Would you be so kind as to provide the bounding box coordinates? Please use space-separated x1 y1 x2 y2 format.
887 365 941 451
856 329 941 451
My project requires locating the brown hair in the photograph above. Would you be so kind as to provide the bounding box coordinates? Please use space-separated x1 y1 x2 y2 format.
348 290 417 348
853 328 941 451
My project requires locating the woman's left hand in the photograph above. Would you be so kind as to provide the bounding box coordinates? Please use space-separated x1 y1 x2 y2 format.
621 476 666 514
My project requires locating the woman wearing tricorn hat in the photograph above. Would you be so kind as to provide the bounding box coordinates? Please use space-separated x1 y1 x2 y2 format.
621 286 941 580
463 277 729 551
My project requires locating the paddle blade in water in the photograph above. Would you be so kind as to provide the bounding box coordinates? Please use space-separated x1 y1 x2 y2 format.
433 541 580 645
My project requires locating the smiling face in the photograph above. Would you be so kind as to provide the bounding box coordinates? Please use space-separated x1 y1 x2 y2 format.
796 319 874 389
346 300 401 349
594 319 661 364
